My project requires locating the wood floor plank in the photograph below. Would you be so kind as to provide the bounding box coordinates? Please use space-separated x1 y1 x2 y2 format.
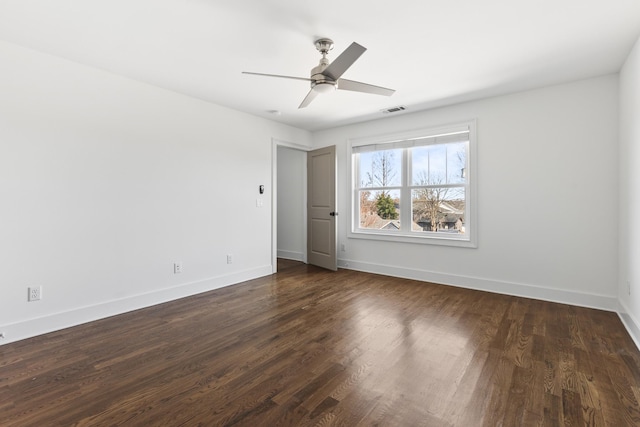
1 261 640 426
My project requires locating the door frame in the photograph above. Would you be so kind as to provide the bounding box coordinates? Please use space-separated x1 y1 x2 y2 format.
271 138 311 273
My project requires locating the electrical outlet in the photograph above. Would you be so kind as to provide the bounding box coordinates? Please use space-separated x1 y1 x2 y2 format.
174 262 183 274
341 244 346 252
227 254 233 264
28 286 42 302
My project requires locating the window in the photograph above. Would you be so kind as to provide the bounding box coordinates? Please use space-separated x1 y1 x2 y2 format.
349 121 476 247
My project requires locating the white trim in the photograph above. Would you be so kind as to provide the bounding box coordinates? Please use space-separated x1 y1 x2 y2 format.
337 258 618 312
0 266 272 346
2 259 631 348
272 139 312 152
618 300 640 352
277 250 305 262
348 229 477 247
349 122 472 148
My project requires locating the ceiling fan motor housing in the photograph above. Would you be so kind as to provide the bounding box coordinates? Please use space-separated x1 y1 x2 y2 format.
310 51 336 93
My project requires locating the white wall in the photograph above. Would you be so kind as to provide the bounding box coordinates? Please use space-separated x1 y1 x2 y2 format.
0 41 311 344
313 75 619 310
0 37 629 346
619 35 640 346
276 145 306 262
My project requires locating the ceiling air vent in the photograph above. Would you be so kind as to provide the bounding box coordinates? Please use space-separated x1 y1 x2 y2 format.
381 106 406 114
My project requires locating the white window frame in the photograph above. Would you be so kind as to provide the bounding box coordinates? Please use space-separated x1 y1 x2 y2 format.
347 120 477 248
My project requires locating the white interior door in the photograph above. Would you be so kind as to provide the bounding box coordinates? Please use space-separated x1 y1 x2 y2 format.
307 145 337 271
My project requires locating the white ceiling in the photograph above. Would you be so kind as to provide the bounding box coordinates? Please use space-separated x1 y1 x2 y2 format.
1 0 639 131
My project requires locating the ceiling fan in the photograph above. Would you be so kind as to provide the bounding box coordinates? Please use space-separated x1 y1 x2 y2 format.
242 38 395 108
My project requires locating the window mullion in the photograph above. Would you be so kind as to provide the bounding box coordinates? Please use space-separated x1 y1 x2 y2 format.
401 147 411 232
353 153 360 232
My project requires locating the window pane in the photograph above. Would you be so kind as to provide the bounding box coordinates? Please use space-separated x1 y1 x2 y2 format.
358 149 402 188
359 189 401 230
411 142 466 185
411 187 465 233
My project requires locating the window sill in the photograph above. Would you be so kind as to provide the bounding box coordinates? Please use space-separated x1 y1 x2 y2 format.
348 229 477 248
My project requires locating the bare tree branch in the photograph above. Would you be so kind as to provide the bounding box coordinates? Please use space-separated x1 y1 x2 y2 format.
413 171 449 232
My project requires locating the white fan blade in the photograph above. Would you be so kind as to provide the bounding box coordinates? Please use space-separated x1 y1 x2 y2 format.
337 78 395 96
299 89 319 108
322 42 366 81
242 71 311 82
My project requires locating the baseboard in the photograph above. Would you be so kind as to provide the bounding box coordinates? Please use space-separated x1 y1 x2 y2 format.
618 300 640 351
277 250 305 262
338 258 618 312
2 260 625 347
0 266 272 346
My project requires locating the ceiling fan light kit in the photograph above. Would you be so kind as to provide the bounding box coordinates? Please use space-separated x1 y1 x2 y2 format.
243 37 395 108
313 82 336 94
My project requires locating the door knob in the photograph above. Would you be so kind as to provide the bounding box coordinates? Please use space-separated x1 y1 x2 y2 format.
329 212 338 216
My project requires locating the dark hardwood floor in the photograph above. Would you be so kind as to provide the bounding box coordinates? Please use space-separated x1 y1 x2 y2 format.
2 261 640 426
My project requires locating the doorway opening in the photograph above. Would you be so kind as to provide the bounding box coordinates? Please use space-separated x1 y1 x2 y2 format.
272 140 308 273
